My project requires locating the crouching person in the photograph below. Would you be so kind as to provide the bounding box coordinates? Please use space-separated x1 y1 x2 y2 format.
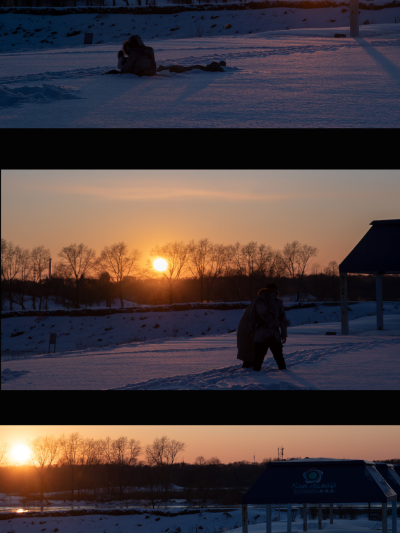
248 284 287 371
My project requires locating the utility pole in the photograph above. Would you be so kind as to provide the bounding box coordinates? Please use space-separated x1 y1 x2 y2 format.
350 0 359 37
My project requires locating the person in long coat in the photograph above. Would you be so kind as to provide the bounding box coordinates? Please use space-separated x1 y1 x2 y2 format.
248 285 287 371
236 303 256 368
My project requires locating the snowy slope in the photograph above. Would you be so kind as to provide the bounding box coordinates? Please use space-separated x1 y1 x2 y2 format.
2 7 400 53
0 296 136 311
2 301 398 356
2 314 399 390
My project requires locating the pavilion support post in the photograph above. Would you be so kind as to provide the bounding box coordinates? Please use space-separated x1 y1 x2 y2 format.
369 502 371 521
303 504 307 532
266 504 272 533
330 503 333 524
376 273 384 330
242 505 248 533
382 502 387 533
318 504 322 530
340 273 349 335
287 504 292 533
392 501 397 533
349 0 359 37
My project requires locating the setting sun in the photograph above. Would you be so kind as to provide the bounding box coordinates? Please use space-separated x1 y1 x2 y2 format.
153 258 168 272
12 444 31 463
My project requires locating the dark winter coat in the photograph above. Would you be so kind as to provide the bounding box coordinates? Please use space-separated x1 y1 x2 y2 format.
236 304 256 362
249 289 287 342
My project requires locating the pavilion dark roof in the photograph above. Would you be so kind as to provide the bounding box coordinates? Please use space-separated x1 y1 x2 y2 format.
374 464 400 498
339 220 400 274
242 460 397 504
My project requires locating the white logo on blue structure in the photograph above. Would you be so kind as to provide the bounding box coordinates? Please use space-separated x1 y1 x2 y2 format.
303 469 324 484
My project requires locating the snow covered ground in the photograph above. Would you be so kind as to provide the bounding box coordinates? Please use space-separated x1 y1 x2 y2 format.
0 508 397 533
2 305 399 389
1 7 400 127
2 301 398 355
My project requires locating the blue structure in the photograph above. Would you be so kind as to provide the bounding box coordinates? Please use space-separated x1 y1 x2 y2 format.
241 460 397 533
375 463 400 501
339 220 400 334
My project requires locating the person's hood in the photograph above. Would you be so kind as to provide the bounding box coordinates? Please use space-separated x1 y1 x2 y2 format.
261 288 279 300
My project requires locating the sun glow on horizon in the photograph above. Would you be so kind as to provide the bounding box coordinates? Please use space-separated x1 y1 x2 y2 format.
153 258 168 272
12 444 31 464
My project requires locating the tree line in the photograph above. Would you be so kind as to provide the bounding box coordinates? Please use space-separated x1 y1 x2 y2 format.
1 439 399 508
2 237 398 310
2 238 321 309
0 434 281 506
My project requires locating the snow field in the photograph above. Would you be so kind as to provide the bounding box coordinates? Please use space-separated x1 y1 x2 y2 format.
1 10 400 126
1 313 399 390
0 509 396 533
2 301 398 356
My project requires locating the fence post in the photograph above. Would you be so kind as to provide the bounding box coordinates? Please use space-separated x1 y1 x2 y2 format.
392 501 397 533
318 504 322 530
242 505 248 533
303 504 307 532
340 273 349 334
287 504 291 533
266 504 272 533
382 502 387 533
330 503 333 524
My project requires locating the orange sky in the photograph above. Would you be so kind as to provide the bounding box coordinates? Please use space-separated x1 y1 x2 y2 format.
2 170 400 270
1 426 399 464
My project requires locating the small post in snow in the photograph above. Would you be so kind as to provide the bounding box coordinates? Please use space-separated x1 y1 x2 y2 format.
242 505 248 533
376 273 384 330
303 504 307 532
382 502 387 533
340 272 349 335
318 504 322 530
48 333 56 354
330 503 333 524
349 0 359 37
287 504 292 533
266 504 272 533
392 501 397 533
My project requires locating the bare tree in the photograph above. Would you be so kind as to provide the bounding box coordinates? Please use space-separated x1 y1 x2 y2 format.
58 244 97 308
149 241 189 304
111 436 142 498
0 442 9 466
188 239 227 302
324 260 339 277
59 433 83 501
101 436 141 498
97 242 141 308
31 245 51 310
194 456 221 503
75 438 104 498
281 241 318 301
1 239 23 310
15 247 32 310
187 238 212 302
145 436 185 498
28 435 60 503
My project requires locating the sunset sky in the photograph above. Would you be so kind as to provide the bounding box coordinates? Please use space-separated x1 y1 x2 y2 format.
2 170 399 269
1 426 399 464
